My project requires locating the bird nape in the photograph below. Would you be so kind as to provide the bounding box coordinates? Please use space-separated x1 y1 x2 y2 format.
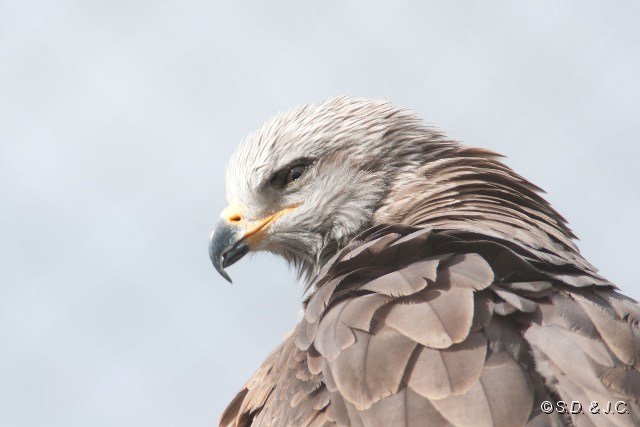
209 97 639 427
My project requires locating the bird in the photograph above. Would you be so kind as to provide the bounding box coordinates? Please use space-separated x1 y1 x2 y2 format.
209 96 640 426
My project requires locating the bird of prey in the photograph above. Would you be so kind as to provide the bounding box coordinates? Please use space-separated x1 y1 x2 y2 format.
210 97 640 426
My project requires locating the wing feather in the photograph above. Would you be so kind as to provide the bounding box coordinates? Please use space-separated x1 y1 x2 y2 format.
221 225 640 427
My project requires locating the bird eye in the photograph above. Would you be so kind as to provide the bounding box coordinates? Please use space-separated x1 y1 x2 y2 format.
268 158 315 189
286 165 306 184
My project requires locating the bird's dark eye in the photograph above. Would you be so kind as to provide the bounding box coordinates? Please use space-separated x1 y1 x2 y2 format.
268 158 315 189
286 165 306 184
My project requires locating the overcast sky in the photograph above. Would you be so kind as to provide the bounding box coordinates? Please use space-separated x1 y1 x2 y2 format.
1 1 639 426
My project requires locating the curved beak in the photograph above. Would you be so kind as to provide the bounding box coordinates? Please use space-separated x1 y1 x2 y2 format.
208 218 249 283
208 204 299 283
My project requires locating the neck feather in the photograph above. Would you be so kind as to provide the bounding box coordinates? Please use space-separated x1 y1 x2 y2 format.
374 142 580 257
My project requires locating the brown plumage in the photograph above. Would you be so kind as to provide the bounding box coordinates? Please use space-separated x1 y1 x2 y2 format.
211 97 639 426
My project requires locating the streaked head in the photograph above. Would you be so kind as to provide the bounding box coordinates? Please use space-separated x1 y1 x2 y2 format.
209 96 436 282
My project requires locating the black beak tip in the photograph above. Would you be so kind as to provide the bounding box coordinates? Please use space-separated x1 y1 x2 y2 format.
209 220 250 284
219 267 233 284
208 242 233 284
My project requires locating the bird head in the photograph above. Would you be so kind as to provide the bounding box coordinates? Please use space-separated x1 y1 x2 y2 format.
209 96 576 284
209 96 433 282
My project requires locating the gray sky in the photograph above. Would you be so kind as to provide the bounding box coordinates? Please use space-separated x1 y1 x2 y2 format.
1 1 639 426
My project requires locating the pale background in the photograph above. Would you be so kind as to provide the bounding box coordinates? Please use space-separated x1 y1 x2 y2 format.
1 1 639 426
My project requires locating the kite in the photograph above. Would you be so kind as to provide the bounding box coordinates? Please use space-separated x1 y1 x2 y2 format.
209 97 640 426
